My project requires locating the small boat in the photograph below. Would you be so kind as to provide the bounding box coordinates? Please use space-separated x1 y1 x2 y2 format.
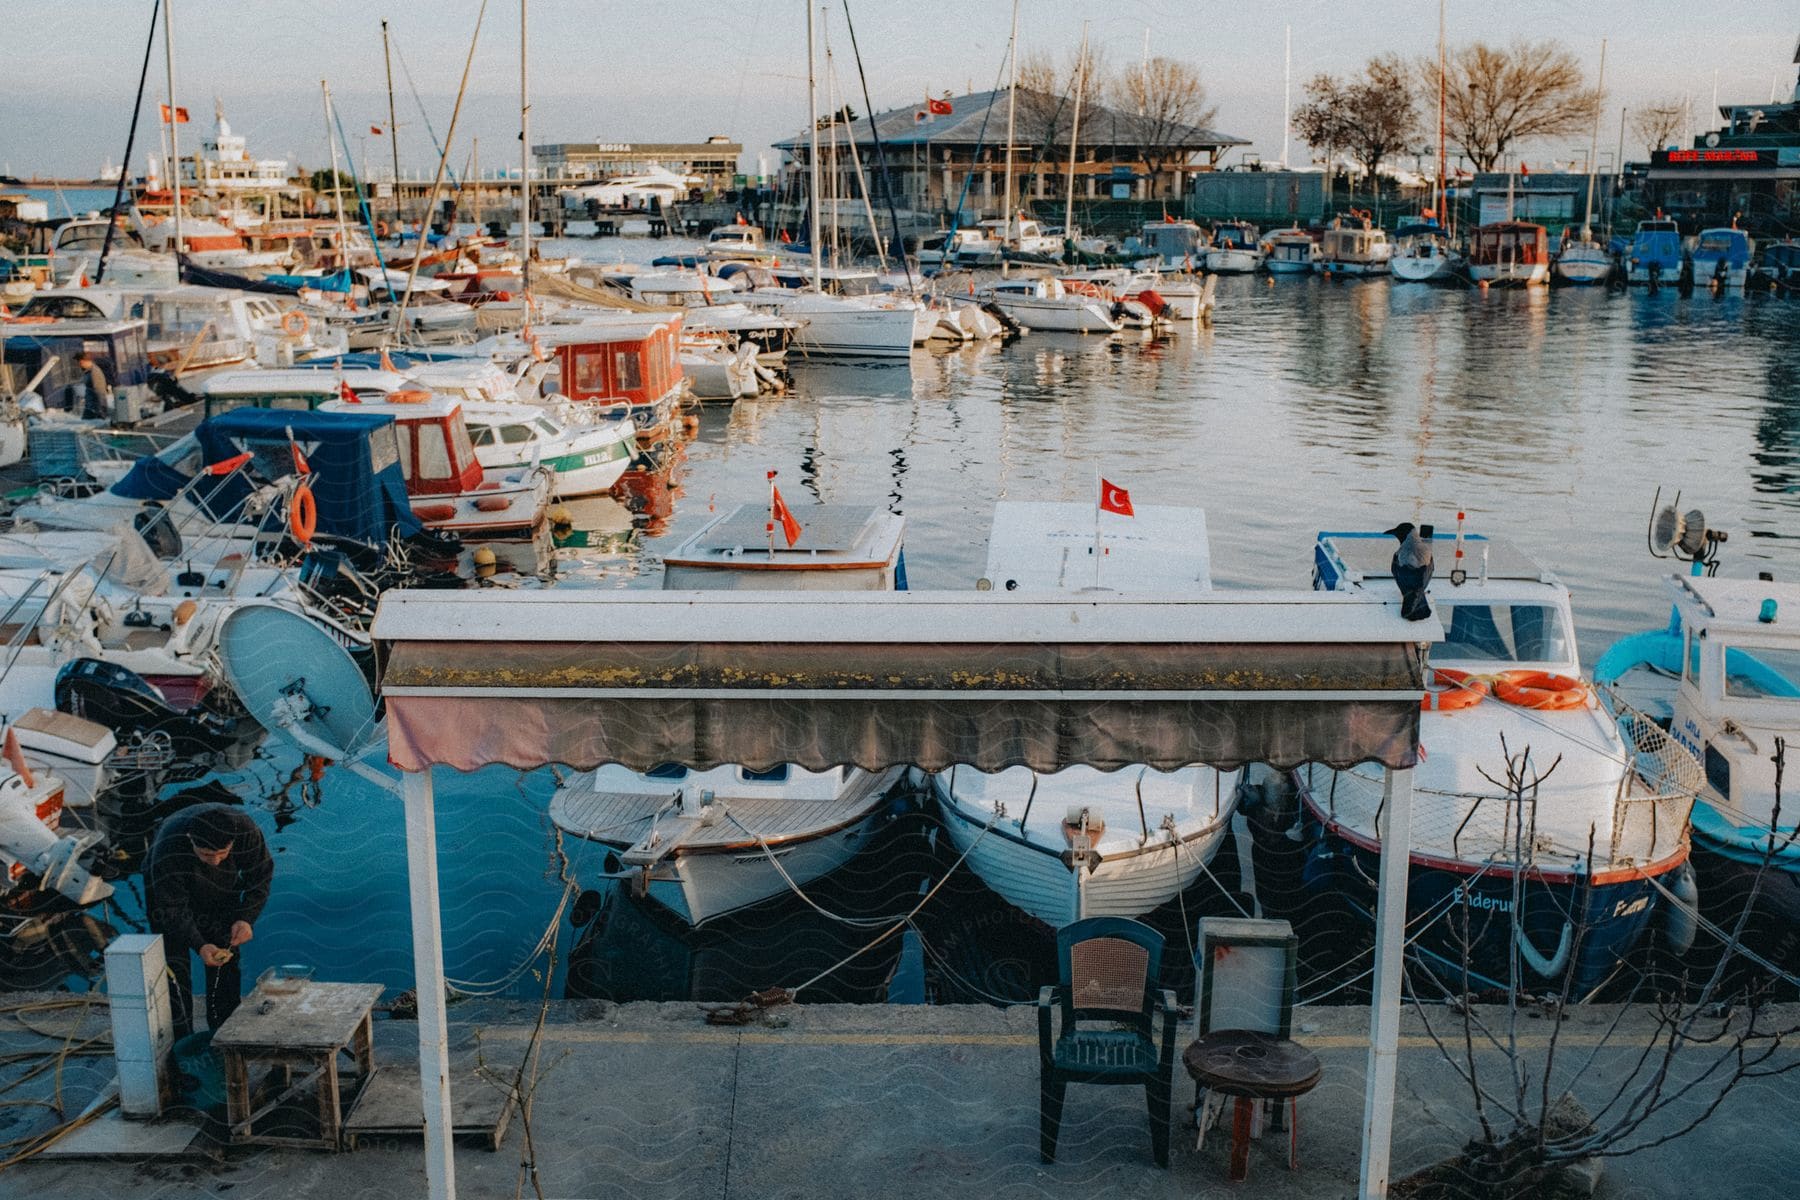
1467 221 1549 286
627 270 743 307
463 399 635 499
1690 227 1753 290
1300 528 1700 995
1390 220 1463 283
549 503 909 925
1263 227 1318 274
1130 219 1209 271
980 275 1120 333
1315 213 1391 277
932 501 1238 925
739 289 919 358
1057 270 1163 328
1553 228 1613 286
1626 218 1684 287
700 223 777 262
321 392 551 539
534 317 689 442
1204 221 1264 274
1751 239 1800 293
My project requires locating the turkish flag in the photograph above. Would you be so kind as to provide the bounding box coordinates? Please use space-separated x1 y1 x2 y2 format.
160 104 190 124
339 380 359 404
290 442 311 476
370 125 384 136
1519 162 1530 177
927 97 953 115
1099 478 1133 517
770 485 802 547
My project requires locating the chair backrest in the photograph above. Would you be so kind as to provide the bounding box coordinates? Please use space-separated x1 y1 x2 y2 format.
1195 916 1298 1038
1058 917 1163 1029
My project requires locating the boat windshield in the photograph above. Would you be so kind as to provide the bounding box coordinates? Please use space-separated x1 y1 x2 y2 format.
1437 602 1573 665
1723 645 1800 702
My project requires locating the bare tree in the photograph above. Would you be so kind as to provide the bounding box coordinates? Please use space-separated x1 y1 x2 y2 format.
1014 45 1110 153
1630 98 1689 158
1112 57 1219 195
1424 40 1602 172
1292 55 1419 187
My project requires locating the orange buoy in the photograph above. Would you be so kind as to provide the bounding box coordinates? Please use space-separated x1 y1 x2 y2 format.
1491 670 1589 711
415 503 458 523
1421 667 1488 712
475 495 511 513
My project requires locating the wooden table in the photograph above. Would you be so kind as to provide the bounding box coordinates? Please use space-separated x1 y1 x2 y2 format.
1183 1030 1322 1182
212 981 383 1150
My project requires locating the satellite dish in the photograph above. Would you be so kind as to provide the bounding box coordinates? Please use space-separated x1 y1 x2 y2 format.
216 603 379 765
1705 132 1721 148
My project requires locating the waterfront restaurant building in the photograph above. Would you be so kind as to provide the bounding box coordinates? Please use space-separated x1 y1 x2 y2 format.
532 136 744 191
774 87 1247 219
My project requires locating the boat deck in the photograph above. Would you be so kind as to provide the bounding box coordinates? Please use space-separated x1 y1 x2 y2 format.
553 769 891 853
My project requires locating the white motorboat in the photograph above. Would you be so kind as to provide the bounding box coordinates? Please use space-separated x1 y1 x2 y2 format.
1130 219 1208 271
1691 227 1753 290
1316 214 1392 276
680 341 762 400
463 398 635 499
1204 222 1265 274
1553 235 1613 285
979 276 1120 333
628 270 743 308
740 290 917 358
550 503 909 925
1390 225 1464 283
1264 227 1317 274
932 501 1239 925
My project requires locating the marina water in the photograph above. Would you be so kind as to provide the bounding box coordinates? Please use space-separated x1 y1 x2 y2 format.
14 252 1800 1005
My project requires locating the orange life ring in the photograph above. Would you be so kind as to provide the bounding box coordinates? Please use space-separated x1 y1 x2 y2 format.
1491 670 1589 711
376 219 390 238
280 310 309 337
289 481 317 544
386 389 432 403
1422 667 1488 712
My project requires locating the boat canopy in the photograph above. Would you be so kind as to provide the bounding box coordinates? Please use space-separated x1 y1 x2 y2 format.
114 407 421 546
372 589 1433 774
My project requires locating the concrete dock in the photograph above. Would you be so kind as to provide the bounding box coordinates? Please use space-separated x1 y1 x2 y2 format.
3 995 1794 1198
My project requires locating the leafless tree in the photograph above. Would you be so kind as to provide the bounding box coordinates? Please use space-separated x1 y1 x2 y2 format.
1401 734 1800 1199
1013 45 1110 156
1292 55 1420 187
1111 57 1219 195
1630 98 1689 159
1423 40 1603 172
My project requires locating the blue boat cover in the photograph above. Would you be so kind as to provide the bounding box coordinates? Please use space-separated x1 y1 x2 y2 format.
262 268 355 293
113 408 420 547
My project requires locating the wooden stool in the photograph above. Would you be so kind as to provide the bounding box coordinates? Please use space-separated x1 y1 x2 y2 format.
213 981 383 1150
1183 1030 1322 1182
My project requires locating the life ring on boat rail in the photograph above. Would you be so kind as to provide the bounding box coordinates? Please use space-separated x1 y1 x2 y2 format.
288 481 318 544
280 310 309 338
1421 667 1488 712
387 389 432 403
375 219 390 238
1491 670 1589 711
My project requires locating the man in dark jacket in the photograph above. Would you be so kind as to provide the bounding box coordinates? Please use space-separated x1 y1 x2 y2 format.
144 804 274 1037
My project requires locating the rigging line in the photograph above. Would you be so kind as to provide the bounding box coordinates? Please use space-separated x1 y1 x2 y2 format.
943 28 1016 245
389 33 462 190
97 0 162 286
329 91 394 283
838 0 915 292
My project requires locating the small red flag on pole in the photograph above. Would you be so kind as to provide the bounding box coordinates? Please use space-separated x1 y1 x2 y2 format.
767 470 801 549
338 379 359 404
1098 478 1133 516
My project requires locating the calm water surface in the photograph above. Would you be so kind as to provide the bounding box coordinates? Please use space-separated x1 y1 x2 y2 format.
19 258 1800 1005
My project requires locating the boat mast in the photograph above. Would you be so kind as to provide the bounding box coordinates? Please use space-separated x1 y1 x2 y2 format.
162 0 183 259
321 81 353 277
382 20 402 229
1582 39 1607 239
1063 23 1088 254
471 137 480 232
805 0 822 290
520 0 533 302
1436 0 1446 235
1001 0 1019 271
1282 24 1292 168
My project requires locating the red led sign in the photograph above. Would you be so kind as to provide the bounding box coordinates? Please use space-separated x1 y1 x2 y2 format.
1665 149 1762 164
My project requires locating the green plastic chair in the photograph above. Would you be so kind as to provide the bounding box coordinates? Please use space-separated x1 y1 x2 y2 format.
1037 916 1179 1167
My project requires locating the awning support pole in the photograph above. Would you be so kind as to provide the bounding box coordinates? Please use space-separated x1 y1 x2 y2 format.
403 767 457 1200
1359 765 1413 1199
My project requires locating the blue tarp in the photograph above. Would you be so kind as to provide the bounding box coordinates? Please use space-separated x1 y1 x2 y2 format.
262 268 354 293
114 408 420 547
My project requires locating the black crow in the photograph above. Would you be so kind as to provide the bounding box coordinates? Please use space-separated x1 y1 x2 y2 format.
1384 522 1435 621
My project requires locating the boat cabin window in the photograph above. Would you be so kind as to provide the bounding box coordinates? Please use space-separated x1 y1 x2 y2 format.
467 424 495 447
498 424 534 445
13 295 108 320
614 351 642 391
738 765 790 783
1437 602 1572 664
571 349 606 394
1684 631 1701 682
1723 645 1800 702
535 418 560 437
415 424 453 479
645 763 688 780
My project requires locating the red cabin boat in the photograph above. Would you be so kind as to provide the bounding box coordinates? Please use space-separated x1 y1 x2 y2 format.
538 316 685 444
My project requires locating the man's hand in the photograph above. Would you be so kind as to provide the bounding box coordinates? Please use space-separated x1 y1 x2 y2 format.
228 920 254 948
199 944 232 967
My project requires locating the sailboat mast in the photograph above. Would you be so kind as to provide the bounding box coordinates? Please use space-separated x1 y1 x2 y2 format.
805 0 822 290
520 0 533 300
382 20 402 228
1282 25 1292 168
472 138 480 231
1063 24 1088 247
162 0 183 258
1582 39 1607 236
322 82 352 275
1001 0 1019 267
1436 0 1446 232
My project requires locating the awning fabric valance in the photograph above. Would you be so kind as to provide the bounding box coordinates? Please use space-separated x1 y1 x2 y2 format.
373 591 1434 774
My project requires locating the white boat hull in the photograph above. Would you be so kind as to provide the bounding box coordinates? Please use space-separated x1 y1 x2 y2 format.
1469 261 1548 286
1554 248 1612 285
647 806 887 925
1317 259 1389 276
1391 253 1460 282
1692 262 1748 290
987 295 1120 333
1203 248 1264 274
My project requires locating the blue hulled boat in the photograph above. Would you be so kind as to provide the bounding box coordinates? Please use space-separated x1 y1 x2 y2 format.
1626 218 1685 286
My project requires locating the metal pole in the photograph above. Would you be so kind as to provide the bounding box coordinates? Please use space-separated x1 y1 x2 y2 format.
162 0 183 260
805 0 821 291
402 769 457 1200
383 20 402 228
321 83 352 277
1001 0 1018 271
1582 41 1607 236
520 0 532 300
1358 765 1414 1199
1063 24 1089 249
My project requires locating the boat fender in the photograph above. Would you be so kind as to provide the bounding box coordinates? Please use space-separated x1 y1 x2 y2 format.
1661 863 1699 956
475 495 512 513
173 599 197 627
472 547 498 579
414 503 458 523
1515 920 1573 979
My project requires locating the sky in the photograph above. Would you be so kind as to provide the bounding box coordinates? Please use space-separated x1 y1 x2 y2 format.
2 0 1794 181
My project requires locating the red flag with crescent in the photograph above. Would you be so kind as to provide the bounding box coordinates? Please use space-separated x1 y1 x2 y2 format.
1099 478 1133 517
770 485 802 547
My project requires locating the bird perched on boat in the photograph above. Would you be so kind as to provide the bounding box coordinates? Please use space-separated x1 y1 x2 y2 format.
1384 522 1435 621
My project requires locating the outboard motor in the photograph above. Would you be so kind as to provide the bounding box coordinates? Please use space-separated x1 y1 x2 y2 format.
54 659 247 764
